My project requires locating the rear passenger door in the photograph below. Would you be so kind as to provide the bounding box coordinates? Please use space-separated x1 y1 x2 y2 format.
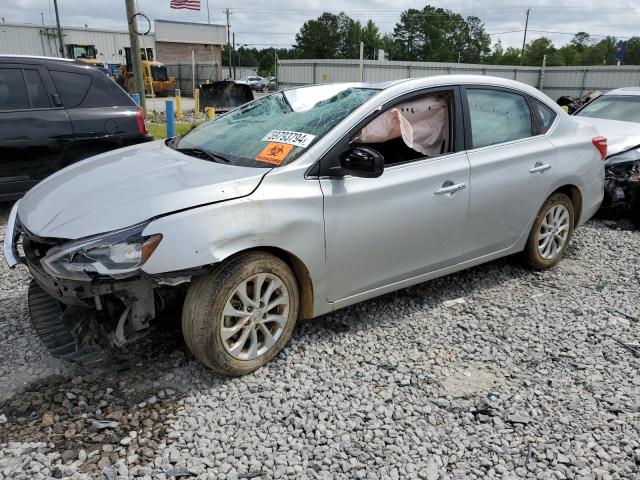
49 69 140 156
462 87 557 257
0 64 74 199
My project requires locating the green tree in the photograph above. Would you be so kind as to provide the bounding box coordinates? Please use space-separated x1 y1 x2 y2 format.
524 37 555 66
294 13 345 58
392 6 490 63
454 15 491 63
486 40 504 64
392 8 425 60
361 20 383 59
581 36 617 65
497 47 522 65
294 12 381 60
556 45 580 66
570 32 593 53
625 37 640 64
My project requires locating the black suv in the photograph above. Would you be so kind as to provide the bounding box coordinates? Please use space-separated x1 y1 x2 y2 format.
0 55 152 201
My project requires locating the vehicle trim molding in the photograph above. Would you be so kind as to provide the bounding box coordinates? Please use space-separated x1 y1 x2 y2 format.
3 201 23 268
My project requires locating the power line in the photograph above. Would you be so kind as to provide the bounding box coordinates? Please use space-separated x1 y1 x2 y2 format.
530 29 633 40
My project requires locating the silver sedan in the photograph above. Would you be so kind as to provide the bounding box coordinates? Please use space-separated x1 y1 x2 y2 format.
4 75 605 375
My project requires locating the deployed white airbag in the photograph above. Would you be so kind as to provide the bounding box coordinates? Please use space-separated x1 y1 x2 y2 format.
355 95 448 156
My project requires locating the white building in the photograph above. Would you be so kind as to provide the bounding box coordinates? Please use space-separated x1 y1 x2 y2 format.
0 20 226 68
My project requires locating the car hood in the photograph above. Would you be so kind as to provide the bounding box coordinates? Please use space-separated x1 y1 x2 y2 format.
576 116 640 163
18 140 269 239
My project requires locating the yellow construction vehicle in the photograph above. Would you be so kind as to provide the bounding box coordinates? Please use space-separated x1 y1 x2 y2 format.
118 47 176 97
66 44 110 73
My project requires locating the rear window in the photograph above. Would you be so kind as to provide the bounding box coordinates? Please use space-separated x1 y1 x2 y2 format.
50 70 91 108
81 72 133 107
576 95 640 123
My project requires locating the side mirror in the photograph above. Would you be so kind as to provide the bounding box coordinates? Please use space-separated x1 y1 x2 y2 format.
338 146 384 178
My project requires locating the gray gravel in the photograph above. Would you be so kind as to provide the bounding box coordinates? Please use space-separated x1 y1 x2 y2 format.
0 202 639 480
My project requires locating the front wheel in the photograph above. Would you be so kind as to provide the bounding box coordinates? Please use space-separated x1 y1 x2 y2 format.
522 193 575 270
182 252 299 376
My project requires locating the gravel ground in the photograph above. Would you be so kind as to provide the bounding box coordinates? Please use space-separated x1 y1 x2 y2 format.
0 202 639 480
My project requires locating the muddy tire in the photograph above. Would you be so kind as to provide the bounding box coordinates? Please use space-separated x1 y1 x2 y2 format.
182 252 299 376
523 193 575 270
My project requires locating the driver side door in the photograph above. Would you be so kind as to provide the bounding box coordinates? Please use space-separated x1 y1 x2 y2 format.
318 86 471 304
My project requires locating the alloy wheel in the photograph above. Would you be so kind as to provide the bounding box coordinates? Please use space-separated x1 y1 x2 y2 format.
538 204 571 260
220 273 290 361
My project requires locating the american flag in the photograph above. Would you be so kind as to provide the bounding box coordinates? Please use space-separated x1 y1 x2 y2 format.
170 0 200 10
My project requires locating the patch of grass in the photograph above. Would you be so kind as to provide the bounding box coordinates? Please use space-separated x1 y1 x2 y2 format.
147 122 199 139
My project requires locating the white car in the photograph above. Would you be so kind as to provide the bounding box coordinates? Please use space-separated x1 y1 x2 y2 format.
4 75 605 375
573 87 640 225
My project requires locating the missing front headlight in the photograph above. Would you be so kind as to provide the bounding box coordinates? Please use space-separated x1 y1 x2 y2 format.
41 223 162 281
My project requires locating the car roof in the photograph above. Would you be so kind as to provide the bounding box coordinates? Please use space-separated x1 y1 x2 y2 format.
355 75 557 106
367 75 534 91
602 87 640 96
0 55 101 74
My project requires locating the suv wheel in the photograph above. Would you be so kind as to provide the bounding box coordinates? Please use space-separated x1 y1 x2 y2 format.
182 252 299 375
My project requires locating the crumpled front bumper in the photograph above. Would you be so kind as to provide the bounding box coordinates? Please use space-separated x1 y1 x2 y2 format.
3 201 22 268
3 204 154 306
604 160 640 210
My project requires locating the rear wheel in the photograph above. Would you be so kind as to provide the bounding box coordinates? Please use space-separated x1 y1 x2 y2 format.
182 252 299 376
523 193 574 269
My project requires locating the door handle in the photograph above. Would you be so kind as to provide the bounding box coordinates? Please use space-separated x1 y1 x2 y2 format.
434 182 466 196
529 162 551 174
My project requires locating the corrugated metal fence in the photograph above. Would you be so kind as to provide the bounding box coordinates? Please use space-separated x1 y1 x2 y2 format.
277 59 640 99
164 64 258 96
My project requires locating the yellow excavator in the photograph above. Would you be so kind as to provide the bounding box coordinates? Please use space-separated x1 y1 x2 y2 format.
118 47 176 97
66 44 110 74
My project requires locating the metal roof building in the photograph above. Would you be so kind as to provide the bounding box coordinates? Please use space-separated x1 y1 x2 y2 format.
0 20 226 67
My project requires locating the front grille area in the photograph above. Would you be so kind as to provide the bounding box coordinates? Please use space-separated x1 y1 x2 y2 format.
21 229 64 268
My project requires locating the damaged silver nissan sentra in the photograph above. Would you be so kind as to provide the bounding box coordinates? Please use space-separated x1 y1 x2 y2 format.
4 75 605 375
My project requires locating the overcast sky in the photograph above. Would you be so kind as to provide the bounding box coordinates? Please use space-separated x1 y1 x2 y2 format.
1 0 639 52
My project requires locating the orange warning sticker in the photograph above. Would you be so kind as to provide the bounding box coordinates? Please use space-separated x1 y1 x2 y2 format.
255 142 293 165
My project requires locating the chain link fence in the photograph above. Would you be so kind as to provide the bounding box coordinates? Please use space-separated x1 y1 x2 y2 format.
164 64 259 96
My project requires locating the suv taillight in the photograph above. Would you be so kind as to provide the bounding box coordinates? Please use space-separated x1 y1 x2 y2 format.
136 107 147 135
592 136 607 160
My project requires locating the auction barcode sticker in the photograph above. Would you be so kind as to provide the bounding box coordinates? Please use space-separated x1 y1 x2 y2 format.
262 130 316 148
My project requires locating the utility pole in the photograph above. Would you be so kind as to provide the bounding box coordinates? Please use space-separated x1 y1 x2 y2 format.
233 32 237 79
53 0 65 57
520 8 530 66
359 42 364 82
206 0 210 24
125 0 146 113
226 8 232 79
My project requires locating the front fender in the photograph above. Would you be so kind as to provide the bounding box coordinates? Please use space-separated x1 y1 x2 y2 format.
141 168 329 315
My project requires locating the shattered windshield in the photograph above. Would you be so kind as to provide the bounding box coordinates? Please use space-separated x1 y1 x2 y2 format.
577 95 640 123
176 85 379 167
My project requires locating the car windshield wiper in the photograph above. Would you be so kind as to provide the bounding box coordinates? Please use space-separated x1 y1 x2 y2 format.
176 147 230 164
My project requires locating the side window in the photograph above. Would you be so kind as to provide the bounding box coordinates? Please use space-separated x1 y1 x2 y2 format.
23 69 51 109
532 98 557 133
81 73 132 107
352 92 452 166
467 89 533 148
50 70 91 108
0 68 29 110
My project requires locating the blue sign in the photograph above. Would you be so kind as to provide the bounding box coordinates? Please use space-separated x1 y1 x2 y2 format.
616 40 626 63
